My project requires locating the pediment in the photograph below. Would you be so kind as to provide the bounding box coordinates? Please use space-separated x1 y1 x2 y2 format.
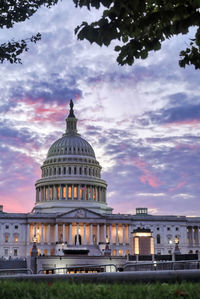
57 208 104 219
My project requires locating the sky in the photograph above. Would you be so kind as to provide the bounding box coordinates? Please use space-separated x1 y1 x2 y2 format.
0 2 200 216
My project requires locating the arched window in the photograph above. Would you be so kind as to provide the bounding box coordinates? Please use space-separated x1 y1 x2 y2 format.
58 168 61 175
79 167 82 175
74 167 77 175
49 168 52 176
54 168 56 175
69 167 71 175
63 167 66 175
89 168 91 176
157 234 161 244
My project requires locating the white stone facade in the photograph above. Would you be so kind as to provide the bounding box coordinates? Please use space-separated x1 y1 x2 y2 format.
1 101 200 259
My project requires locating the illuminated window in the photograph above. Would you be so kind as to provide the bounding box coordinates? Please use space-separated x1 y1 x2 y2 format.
118 249 123 256
80 188 83 200
45 188 48 200
126 249 129 255
74 186 77 199
88 187 91 200
68 186 72 199
62 186 66 198
44 249 48 256
5 235 9 243
134 237 139 254
50 249 55 255
112 249 116 256
93 187 96 200
14 235 18 243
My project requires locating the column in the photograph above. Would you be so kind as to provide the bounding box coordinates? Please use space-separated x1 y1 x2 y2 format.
198 227 200 245
78 185 80 200
109 224 112 244
60 184 62 200
191 227 194 245
41 224 44 244
116 224 119 245
90 224 93 245
48 224 51 244
27 224 30 244
63 224 65 243
97 224 100 244
123 225 125 245
84 185 86 201
72 185 74 200
69 224 72 245
53 185 55 200
83 224 86 245
76 223 80 245
48 186 50 201
103 224 106 242
36 188 39 202
66 185 68 200
128 225 130 245
55 224 58 243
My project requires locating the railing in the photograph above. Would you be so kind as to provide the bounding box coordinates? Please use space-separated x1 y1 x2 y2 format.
38 263 117 274
0 268 33 275
124 260 200 271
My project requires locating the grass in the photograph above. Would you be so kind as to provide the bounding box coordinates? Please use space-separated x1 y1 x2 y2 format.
0 280 200 298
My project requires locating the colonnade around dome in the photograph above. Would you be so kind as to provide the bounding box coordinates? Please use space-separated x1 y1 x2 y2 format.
36 184 106 203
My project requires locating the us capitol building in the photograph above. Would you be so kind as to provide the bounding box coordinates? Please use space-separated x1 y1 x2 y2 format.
0 100 200 261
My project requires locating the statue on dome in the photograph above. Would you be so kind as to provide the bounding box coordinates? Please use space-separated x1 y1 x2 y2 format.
68 99 75 118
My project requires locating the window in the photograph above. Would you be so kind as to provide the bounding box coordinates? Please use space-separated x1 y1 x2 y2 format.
74 167 77 175
69 167 71 175
156 234 161 244
15 225 18 230
14 249 18 256
68 186 72 199
84 168 87 175
74 186 77 199
58 168 61 175
54 168 56 175
4 249 8 256
157 227 160 231
79 168 82 175
63 167 66 175
176 227 179 231
167 227 170 231
14 235 18 243
5 235 9 243
5 225 9 229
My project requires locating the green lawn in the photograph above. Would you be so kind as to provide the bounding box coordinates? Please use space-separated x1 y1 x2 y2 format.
0 280 199 298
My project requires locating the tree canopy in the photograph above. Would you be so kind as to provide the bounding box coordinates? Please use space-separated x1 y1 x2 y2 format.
73 0 200 69
0 0 58 63
1 0 200 68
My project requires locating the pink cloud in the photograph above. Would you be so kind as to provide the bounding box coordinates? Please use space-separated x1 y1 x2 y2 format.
121 157 161 188
164 119 200 127
169 172 187 192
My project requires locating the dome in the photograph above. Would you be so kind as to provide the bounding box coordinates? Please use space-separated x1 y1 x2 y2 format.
47 135 95 158
34 100 112 215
